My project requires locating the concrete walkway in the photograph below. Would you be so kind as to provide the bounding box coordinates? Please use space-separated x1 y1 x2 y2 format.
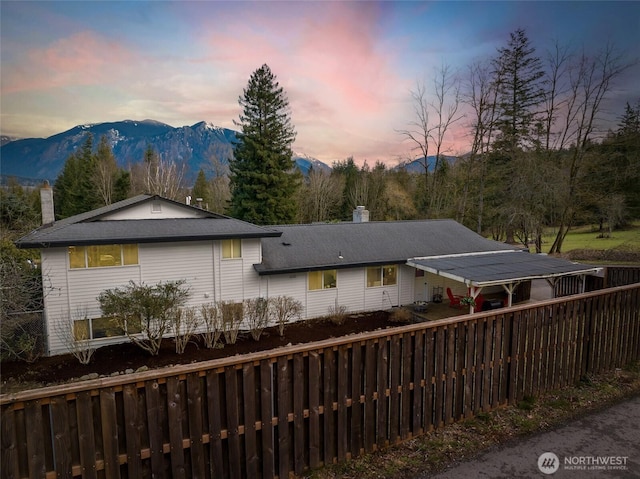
419 395 640 478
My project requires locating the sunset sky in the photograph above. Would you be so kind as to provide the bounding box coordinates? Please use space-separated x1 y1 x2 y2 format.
2 1 639 166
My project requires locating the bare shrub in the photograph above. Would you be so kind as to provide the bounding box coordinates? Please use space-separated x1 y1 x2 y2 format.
173 307 199 354
245 298 270 341
272 296 303 336
327 304 348 325
389 307 412 324
54 306 96 365
200 302 223 349
220 301 243 344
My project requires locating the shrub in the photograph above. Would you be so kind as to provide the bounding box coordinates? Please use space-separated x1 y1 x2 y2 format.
173 307 199 354
245 298 270 341
272 296 303 336
0 312 44 363
200 302 223 349
327 304 348 325
98 280 190 356
54 306 95 365
219 301 243 344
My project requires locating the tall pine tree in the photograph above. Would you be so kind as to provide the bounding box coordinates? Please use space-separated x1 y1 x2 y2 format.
229 64 300 224
492 28 545 153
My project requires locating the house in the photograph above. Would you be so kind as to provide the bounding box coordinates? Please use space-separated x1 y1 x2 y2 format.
17 190 600 356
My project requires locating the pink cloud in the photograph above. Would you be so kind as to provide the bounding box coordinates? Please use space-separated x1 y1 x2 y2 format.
2 31 137 94
194 2 413 163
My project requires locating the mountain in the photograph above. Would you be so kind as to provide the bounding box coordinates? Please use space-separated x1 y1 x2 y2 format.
1 135 19 147
0 120 331 184
394 155 458 173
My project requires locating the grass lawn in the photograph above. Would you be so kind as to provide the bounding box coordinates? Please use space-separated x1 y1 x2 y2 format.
542 221 640 262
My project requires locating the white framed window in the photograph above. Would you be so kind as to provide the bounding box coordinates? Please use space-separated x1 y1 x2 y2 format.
308 269 337 290
68 244 139 269
222 239 242 259
366 265 397 287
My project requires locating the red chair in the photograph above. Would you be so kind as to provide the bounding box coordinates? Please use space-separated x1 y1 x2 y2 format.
446 287 463 309
475 294 485 312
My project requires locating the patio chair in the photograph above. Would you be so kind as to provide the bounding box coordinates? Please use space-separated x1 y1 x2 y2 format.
446 287 464 309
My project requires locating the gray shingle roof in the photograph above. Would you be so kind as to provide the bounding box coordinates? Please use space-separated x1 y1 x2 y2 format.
255 220 516 274
16 195 281 248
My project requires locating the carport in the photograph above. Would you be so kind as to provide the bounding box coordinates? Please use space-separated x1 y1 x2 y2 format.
407 250 602 313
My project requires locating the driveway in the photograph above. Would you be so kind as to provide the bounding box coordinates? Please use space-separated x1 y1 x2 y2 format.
420 395 640 478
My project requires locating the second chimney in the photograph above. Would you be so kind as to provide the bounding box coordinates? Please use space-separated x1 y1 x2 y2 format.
353 206 369 223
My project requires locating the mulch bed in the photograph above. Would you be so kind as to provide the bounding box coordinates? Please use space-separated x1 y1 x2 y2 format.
1 311 395 392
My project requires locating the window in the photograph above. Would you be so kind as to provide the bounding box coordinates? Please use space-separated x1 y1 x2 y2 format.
73 317 126 340
366 265 397 287
222 239 242 259
151 200 162 213
69 244 139 269
308 269 337 290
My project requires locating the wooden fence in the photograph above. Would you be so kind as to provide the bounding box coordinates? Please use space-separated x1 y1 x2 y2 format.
555 265 640 297
2 284 639 479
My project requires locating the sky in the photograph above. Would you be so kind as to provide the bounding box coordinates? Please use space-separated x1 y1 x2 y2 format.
1 1 639 166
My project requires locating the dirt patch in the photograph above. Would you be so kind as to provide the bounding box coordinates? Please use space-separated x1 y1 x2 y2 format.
1 311 395 393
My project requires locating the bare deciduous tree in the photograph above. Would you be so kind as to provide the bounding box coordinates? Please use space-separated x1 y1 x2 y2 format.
548 44 631 253
463 60 501 232
297 169 343 223
399 63 462 216
130 146 187 200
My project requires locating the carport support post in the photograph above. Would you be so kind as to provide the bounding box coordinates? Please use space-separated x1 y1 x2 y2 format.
501 282 519 307
469 285 483 314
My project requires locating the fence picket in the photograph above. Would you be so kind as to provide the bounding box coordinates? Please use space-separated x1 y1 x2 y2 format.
242 364 259 479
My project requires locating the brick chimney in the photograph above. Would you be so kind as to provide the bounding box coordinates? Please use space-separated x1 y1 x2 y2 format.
352 205 369 223
40 181 55 225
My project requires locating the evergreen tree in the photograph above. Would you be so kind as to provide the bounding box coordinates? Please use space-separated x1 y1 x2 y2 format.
229 64 300 224
489 29 546 242
191 169 213 210
54 133 131 218
492 28 545 153
54 150 83 218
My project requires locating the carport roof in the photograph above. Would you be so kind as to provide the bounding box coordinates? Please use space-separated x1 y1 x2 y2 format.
407 250 601 287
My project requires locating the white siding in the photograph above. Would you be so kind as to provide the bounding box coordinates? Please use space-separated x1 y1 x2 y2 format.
41 249 71 355
215 238 261 301
306 288 339 319
261 266 401 322
336 269 365 313
139 241 214 307
261 274 307 323
398 265 415 305
104 201 206 220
